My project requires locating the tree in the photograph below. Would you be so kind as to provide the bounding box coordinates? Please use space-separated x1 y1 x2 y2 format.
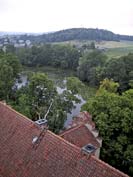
90 42 95 49
13 93 32 118
0 52 21 100
97 78 119 94
104 53 133 92
78 50 107 86
66 77 85 95
13 72 80 133
28 72 57 119
82 86 133 176
16 44 80 70
5 44 16 53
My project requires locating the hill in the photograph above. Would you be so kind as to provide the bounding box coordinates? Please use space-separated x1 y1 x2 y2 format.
19 28 133 43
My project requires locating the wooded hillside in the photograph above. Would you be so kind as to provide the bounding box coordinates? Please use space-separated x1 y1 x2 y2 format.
19 28 133 43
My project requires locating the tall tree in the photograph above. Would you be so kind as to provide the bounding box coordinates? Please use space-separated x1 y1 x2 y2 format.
82 83 133 176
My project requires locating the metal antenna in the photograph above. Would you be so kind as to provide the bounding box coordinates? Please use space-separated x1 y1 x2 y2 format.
44 99 53 120
33 99 54 148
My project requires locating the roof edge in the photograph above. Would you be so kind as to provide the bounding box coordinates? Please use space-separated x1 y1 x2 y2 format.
91 156 129 177
0 101 38 126
0 101 81 153
60 124 85 137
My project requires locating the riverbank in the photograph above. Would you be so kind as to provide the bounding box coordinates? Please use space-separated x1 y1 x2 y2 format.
22 66 96 99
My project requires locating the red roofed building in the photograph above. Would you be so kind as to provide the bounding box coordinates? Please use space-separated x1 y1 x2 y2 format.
60 124 100 148
60 124 101 158
0 102 129 177
67 111 95 129
60 111 102 158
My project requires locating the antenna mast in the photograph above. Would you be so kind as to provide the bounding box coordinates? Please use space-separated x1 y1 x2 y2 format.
33 99 54 148
44 99 53 120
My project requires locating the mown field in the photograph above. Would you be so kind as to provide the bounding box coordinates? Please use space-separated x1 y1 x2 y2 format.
105 46 133 58
98 40 133 58
54 40 133 58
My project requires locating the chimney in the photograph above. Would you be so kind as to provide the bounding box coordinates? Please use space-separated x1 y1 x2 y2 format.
35 119 48 129
81 144 97 156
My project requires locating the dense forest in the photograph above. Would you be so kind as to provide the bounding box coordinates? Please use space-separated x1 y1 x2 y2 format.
78 50 133 92
0 40 133 175
16 44 80 70
19 28 133 43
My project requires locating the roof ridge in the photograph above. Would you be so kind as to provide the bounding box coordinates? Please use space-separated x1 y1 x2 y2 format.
60 124 85 136
90 156 129 177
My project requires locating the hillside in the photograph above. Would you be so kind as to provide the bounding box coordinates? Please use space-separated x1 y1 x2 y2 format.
19 28 133 43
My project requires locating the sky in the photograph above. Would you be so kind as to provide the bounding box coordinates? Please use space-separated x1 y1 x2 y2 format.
0 0 133 35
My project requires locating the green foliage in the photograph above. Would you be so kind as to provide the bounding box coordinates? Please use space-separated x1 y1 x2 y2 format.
17 44 80 70
66 77 85 95
0 52 21 100
28 72 57 119
48 91 79 133
78 51 133 92
78 50 107 86
13 72 57 120
5 44 16 53
82 85 133 176
80 42 95 52
104 53 133 92
13 93 32 118
90 42 95 49
98 78 119 93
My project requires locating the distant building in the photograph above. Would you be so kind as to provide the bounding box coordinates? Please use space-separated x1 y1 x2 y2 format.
18 39 24 43
14 43 25 47
25 40 31 46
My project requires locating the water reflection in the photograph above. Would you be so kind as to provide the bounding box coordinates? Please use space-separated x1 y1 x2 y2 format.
17 72 86 126
65 95 86 127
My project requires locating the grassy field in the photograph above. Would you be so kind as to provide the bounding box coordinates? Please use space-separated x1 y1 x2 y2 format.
105 46 133 58
54 40 133 58
96 40 133 58
96 40 133 48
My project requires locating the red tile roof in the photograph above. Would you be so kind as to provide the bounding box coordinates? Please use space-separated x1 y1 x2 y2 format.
68 111 95 129
0 102 129 177
60 124 100 148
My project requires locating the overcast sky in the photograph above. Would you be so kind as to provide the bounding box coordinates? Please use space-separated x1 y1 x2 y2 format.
0 0 133 35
